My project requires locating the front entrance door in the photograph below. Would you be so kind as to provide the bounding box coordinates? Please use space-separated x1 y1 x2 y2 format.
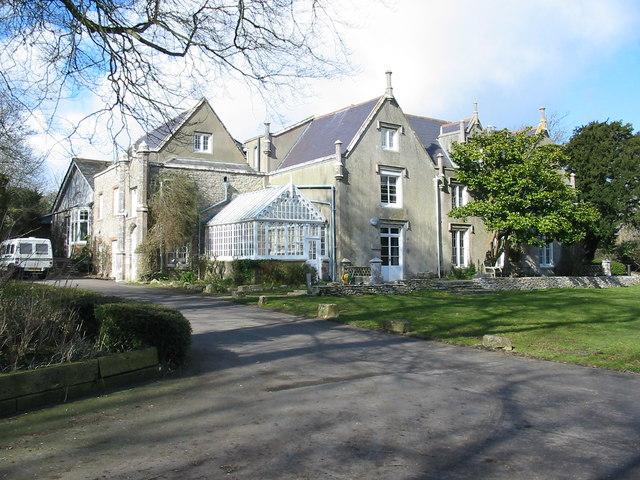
381 226 403 281
305 236 322 280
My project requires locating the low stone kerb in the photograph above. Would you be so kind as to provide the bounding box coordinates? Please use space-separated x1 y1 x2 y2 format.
318 304 339 319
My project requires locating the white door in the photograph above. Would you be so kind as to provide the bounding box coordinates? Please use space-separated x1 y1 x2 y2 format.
305 236 322 280
381 226 403 281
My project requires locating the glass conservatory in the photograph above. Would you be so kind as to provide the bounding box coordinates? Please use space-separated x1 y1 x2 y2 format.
205 184 328 264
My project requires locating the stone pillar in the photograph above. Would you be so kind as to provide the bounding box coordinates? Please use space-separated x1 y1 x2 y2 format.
116 153 129 282
602 259 612 277
370 257 383 285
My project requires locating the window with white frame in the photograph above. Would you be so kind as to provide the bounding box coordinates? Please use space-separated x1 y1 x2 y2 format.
540 242 554 267
451 183 467 209
71 208 90 243
380 169 402 207
130 187 138 218
451 228 469 268
194 132 212 153
381 126 399 151
98 193 104 220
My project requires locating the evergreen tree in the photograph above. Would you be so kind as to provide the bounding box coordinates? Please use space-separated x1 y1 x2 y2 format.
565 121 640 256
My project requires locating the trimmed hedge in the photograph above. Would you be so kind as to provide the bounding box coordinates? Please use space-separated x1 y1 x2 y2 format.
96 303 192 369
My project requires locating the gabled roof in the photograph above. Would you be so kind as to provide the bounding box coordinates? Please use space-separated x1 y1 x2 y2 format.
74 158 111 181
278 97 382 169
133 98 212 152
207 184 326 225
52 158 111 212
406 114 452 165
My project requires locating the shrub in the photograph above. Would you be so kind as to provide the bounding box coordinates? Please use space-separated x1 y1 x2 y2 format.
179 270 196 284
0 282 98 373
449 264 477 280
591 259 627 276
230 260 315 286
613 241 640 269
96 302 192 369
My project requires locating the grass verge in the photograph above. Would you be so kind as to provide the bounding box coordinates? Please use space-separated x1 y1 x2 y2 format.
250 285 640 373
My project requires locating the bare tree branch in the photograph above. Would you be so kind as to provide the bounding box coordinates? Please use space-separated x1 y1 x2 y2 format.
0 0 349 153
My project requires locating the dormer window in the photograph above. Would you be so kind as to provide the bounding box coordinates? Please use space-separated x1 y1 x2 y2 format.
381 126 399 151
194 133 212 153
451 183 467 209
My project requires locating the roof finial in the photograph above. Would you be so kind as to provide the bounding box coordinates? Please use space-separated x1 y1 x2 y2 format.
536 107 548 134
385 70 394 99
473 102 479 120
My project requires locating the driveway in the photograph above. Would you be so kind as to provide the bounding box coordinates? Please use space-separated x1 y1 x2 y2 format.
2 278 640 479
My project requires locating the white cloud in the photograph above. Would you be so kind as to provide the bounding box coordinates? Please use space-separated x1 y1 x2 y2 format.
35 0 640 189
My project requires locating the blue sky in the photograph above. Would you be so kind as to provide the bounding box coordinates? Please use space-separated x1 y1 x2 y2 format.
32 0 640 189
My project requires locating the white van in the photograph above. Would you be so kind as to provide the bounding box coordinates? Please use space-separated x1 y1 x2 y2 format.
0 237 53 278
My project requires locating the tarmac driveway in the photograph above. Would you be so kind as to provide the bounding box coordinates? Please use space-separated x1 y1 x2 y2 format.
2 278 640 479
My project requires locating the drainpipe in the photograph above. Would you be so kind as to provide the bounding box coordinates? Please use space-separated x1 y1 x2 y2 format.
434 153 445 278
297 185 337 281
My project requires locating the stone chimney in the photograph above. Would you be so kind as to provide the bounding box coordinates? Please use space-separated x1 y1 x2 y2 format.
536 107 548 135
385 71 394 99
263 122 272 155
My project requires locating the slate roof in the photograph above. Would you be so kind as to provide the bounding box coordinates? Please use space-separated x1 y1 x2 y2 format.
73 158 111 185
440 119 471 135
278 97 381 169
51 158 111 213
406 115 452 166
164 157 253 171
134 108 192 151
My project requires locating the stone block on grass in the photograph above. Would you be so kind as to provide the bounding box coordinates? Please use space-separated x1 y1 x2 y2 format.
382 320 411 334
483 334 513 350
258 295 268 307
318 304 339 319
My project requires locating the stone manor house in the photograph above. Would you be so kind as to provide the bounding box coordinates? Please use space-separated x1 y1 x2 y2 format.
51 72 559 282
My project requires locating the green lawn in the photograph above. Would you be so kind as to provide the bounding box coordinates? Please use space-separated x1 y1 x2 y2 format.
249 285 640 373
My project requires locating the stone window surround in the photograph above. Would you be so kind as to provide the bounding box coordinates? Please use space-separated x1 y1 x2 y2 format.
377 165 405 208
194 132 212 153
377 121 403 152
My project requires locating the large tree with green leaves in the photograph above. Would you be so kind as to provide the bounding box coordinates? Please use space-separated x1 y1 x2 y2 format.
450 129 599 269
564 120 640 256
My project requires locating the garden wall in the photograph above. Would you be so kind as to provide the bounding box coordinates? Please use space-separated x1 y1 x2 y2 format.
317 276 640 296
0 347 159 418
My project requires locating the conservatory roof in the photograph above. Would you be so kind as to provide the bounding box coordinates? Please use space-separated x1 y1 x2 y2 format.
207 184 326 225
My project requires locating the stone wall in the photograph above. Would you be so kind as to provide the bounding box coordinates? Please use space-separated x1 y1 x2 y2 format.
317 275 640 296
0 348 159 417
474 275 640 291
